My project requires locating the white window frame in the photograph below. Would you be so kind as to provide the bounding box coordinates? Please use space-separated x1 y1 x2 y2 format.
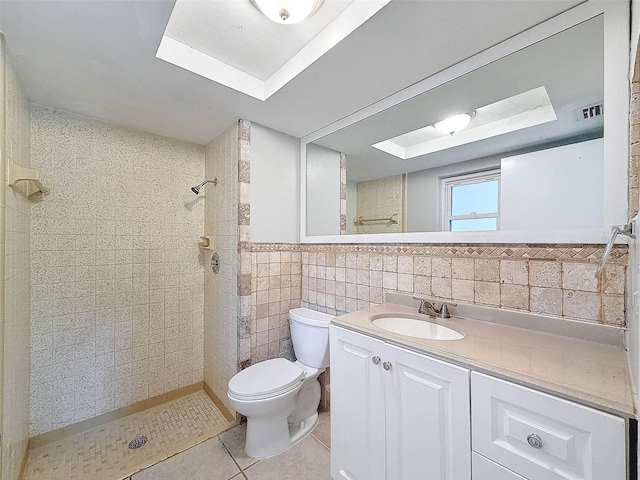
441 169 501 232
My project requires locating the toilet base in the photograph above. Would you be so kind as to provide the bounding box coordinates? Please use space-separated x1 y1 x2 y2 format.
245 412 319 459
289 411 318 445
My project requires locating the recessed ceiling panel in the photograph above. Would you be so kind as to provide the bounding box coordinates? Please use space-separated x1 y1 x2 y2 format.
372 87 558 159
157 0 390 100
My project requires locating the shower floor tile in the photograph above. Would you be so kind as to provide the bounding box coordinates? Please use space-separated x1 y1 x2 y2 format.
22 391 235 480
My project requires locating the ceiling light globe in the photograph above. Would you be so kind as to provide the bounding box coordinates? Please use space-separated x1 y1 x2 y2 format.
251 0 323 24
434 113 472 135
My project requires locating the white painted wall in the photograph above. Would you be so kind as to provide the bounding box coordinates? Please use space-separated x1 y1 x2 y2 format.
406 157 500 232
306 143 341 236
501 139 603 230
250 123 300 243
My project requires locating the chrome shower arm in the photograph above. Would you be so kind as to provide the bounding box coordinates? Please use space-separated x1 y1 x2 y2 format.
191 178 218 194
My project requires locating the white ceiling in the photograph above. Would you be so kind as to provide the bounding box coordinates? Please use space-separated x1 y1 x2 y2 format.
162 0 353 80
0 0 584 146
157 0 389 100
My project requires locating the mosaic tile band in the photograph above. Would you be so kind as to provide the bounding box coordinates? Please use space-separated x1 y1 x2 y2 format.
250 242 627 263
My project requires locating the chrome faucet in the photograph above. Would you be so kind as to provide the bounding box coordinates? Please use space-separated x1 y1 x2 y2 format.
413 296 439 317
413 297 457 318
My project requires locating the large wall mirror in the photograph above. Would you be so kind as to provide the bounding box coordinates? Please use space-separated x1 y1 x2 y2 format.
301 2 629 244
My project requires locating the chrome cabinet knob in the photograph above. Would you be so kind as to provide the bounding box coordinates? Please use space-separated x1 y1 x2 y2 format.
372 356 381 365
527 433 543 449
383 361 392 371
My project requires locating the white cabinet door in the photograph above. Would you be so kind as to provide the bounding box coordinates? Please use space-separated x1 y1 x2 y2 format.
472 452 526 480
472 372 626 480
330 326 386 480
385 344 471 480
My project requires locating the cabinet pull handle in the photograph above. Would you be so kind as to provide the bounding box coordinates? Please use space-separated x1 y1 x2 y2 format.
372 356 381 365
383 361 392 371
527 433 543 449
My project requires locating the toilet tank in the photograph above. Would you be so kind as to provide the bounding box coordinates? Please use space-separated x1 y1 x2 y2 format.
289 308 332 368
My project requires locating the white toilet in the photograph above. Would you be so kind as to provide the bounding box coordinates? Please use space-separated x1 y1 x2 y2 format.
227 307 332 458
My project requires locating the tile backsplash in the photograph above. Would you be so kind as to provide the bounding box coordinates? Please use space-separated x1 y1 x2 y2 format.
246 243 627 356
300 244 626 326
29 106 205 436
250 250 302 364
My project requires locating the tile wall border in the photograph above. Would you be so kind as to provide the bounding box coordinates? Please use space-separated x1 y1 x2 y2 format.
249 242 627 264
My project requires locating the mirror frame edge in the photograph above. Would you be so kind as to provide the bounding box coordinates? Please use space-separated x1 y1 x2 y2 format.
300 0 630 245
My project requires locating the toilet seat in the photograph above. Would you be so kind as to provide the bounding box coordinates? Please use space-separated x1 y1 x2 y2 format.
228 358 305 401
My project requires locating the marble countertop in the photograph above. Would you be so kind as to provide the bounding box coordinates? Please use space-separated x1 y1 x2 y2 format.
332 302 636 418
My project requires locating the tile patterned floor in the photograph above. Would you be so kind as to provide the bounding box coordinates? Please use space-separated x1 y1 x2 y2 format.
23 391 235 480
127 411 332 480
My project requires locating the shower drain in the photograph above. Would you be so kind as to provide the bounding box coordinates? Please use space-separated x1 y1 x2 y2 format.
128 436 148 450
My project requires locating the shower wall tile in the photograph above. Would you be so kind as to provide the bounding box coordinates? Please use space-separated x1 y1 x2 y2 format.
29 105 205 436
204 120 243 413
354 175 404 234
3 61 32 480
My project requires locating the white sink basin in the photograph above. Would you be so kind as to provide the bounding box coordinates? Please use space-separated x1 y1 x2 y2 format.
371 315 464 340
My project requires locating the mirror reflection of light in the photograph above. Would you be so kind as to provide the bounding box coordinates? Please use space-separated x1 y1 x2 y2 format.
371 86 558 160
434 112 473 135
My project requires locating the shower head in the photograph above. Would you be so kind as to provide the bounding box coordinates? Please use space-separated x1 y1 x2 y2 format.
191 178 218 195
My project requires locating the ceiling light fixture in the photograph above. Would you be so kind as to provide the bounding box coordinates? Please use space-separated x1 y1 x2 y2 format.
250 0 324 24
434 111 476 135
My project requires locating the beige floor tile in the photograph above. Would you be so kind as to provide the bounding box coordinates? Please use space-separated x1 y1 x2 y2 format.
311 412 331 449
243 436 331 480
219 423 260 470
132 437 240 480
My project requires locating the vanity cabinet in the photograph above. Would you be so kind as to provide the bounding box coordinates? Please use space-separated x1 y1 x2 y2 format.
330 325 471 480
471 372 626 480
330 325 629 480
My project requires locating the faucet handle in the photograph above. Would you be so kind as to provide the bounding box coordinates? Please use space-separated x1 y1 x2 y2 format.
438 302 457 318
412 296 438 317
412 296 428 314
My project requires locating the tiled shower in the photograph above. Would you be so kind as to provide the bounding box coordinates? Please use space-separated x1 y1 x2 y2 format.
28 106 206 436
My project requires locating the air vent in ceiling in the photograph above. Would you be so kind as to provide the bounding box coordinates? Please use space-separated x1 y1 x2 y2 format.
576 103 604 121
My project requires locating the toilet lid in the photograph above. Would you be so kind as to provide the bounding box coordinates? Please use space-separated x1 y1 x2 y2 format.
289 308 333 327
228 358 305 399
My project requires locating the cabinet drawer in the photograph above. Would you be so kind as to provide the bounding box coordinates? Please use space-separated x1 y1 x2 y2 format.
471 372 626 480
472 452 525 480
